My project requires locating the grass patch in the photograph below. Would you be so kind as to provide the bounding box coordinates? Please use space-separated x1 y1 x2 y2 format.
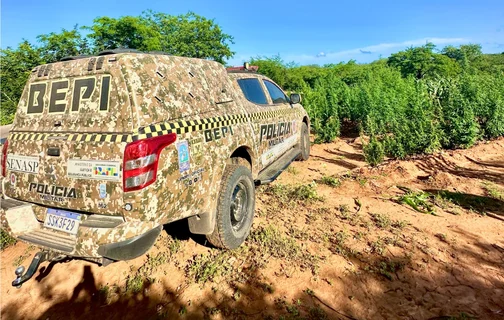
370 213 391 229
286 166 299 175
125 274 145 293
98 285 111 304
391 219 407 230
327 230 350 256
186 251 236 284
319 176 341 187
338 205 362 226
1 229 16 250
267 182 323 202
369 238 386 255
365 258 407 280
250 225 320 275
124 250 177 293
482 182 504 200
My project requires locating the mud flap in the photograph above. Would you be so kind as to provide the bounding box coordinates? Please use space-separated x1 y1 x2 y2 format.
188 212 215 235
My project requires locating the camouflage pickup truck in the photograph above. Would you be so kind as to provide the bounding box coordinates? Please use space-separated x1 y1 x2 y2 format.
0 50 310 287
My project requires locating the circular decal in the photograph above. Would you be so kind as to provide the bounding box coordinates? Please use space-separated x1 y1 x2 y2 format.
10 173 16 185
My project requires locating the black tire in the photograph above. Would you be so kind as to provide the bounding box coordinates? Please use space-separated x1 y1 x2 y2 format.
297 122 310 161
206 165 255 249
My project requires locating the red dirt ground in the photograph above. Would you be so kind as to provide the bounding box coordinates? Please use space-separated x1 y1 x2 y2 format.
1 138 503 320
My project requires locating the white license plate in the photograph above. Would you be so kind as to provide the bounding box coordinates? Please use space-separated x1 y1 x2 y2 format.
43 209 81 235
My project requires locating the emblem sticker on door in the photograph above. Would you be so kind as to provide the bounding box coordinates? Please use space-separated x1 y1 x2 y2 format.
67 159 120 181
177 140 190 173
99 183 107 198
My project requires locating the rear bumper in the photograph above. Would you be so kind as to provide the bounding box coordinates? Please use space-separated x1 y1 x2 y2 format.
0 197 161 261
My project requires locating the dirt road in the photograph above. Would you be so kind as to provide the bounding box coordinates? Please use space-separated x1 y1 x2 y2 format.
1 138 503 320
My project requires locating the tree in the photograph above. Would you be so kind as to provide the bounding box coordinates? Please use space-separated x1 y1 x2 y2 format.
87 11 234 63
86 16 162 53
0 41 43 124
37 26 91 63
387 43 459 79
143 11 234 63
442 44 483 70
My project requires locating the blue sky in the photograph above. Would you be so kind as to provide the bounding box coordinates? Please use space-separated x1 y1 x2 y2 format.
1 0 503 65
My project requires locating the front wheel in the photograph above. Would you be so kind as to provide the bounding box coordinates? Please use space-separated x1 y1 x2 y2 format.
206 165 255 249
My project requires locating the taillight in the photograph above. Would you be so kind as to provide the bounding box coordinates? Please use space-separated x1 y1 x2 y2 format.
1 140 8 177
123 133 177 192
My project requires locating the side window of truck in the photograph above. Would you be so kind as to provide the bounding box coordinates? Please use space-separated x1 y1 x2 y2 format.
237 78 268 105
263 80 289 104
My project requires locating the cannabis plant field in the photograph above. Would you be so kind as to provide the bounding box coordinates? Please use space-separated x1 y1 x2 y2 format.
252 45 504 165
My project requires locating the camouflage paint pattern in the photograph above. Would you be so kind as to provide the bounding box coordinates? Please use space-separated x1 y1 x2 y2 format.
1 53 309 258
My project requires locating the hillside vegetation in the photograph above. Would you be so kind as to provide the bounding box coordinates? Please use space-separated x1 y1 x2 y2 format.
252 46 504 165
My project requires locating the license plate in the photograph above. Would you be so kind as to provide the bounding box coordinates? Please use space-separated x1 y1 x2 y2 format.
43 209 81 235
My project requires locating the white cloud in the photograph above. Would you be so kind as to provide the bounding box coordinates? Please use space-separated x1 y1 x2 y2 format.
289 37 470 64
226 37 472 66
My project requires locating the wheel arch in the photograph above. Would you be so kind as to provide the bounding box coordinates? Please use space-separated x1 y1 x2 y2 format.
302 115 310 129
229 145 256 176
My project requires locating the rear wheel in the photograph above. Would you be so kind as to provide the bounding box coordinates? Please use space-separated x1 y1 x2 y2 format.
206 165 255 249
297 122 310 161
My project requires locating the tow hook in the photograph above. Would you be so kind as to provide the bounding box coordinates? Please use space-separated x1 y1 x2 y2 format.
12 251 49 288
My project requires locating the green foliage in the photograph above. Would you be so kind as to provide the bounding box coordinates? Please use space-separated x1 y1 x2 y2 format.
267 182 322 202
0 229 17 250
186 251 234 284
252 43 504 165
37 26 91 62
87 11 234 63
387 43 460 79
396 188 436 215
320 176 341 187
0 41 44 124
363 137 384 167
250 225 302 260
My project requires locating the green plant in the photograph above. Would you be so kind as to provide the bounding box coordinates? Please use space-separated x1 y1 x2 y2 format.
363 136 385 166
125 274 144 293
250 225 320 275
186 251 235 284
267 182 322 202
286 166 299 175
320 175 341 187
0 229 16 250
482 182 503 200
396 187 435 214
370 213 391 229
391 219 407 230
369 238 386 255
375 259 406 280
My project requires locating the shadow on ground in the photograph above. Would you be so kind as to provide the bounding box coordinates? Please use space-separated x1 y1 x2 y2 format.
425 189 504 218
416 156 504 186
2 223 503 320
312 154 360 170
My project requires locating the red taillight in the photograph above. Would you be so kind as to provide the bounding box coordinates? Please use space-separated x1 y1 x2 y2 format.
123 133 177 192
1 140 8 177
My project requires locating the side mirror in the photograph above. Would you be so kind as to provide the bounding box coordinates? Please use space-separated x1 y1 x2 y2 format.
290 93 302 104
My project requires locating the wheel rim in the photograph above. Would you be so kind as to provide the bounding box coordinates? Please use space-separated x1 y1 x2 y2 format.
230 181 248 231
